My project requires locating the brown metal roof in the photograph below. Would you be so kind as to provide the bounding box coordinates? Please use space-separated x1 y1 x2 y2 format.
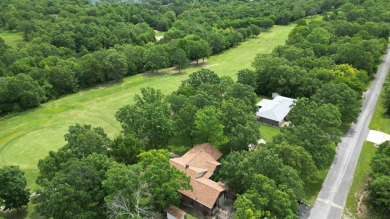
169 143 225 209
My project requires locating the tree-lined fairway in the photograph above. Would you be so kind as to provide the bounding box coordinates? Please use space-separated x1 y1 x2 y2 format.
0 25 294 189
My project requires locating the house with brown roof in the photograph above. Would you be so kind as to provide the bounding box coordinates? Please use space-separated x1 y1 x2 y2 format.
169 143 226 216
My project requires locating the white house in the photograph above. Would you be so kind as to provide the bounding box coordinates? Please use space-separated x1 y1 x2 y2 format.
256 95 295 127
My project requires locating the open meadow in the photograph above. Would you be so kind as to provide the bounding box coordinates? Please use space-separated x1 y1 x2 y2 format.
0 25 295 191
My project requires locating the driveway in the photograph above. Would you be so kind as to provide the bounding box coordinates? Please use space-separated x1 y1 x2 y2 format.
366 130 390 145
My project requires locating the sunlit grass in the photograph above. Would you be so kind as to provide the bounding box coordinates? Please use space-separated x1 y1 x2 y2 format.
304 168 330 205
0 29 23 48
345 142 377 218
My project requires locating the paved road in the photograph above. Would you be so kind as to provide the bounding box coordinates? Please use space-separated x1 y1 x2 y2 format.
308 46 390 219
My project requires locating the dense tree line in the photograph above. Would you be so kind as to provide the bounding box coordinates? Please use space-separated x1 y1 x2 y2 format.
245 19 388 100
384 78 390 115
368 141 390 217
0 0 332 115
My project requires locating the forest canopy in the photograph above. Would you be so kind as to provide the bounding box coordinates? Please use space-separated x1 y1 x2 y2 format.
0 0 331 115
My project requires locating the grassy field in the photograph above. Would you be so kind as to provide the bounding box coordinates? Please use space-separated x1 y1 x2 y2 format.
344 142 377 218
259 125 280 142
368 84 390 133
0 29 23 48
0 24 295 193
304 168 330 205
344 73 390 218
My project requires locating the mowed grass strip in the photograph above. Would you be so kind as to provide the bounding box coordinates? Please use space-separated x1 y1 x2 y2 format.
368 79 390 134
304 168 330 205
344 142 377 218
0 25 295 189
0 29 23 48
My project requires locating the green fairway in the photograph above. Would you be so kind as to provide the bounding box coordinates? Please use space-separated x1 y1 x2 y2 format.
0 24 295 190
0 29 23 48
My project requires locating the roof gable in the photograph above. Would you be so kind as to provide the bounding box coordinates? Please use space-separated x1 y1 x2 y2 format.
179 177 225 209
256 95 295 122
182 143 222 161
169 143 225 210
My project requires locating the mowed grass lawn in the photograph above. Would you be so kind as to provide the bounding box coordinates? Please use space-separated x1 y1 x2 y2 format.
344 73 390 218
0 25 295 190
0 29 23 47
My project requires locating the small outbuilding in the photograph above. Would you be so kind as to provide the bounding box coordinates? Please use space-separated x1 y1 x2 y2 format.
256 95 295 127
165 205 186 219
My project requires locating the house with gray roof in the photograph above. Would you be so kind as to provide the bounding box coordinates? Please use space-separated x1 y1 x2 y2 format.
255 95 295 127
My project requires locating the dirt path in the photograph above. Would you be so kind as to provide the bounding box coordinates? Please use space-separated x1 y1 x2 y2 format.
356 189 369 218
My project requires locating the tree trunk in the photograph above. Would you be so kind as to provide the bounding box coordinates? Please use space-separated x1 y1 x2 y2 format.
196 59 199 64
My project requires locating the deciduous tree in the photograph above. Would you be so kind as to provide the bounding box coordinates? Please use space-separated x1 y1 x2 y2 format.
181 69 221 88
172 48 189 73
0 166 30 211
109 134 145 165
234 174 299 219
143 45 169 73
194 106 228 147
312 82 361 124
34 154 113 219
268 142 317 182
220 99 259 152
36 124 111 184
138 150 191 210
237 68 257 89
116 87 173 149
275 124 336 169
220 147 304 198
103 52 127 81
368 141 390 216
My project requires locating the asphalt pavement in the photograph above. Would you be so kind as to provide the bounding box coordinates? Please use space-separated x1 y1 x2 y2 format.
308 46 390 219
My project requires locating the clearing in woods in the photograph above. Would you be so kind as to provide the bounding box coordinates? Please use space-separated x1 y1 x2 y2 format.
0 29 23 47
